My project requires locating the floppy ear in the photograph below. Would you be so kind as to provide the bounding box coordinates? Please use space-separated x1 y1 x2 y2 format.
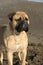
8 12 16 21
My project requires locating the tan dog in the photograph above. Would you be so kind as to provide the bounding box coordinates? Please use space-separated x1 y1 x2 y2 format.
3 11 30 65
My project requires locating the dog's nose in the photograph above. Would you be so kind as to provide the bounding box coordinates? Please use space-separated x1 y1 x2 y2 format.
23 22 29 32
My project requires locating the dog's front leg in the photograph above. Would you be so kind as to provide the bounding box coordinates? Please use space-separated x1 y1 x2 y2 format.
7 52 13 65
0 52 3 65
22 49 28 65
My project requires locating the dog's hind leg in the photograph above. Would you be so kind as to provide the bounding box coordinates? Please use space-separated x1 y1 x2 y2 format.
18 52 21 61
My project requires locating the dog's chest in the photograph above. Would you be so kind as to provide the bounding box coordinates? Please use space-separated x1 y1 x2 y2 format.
4 31 28 52
7 36 21 52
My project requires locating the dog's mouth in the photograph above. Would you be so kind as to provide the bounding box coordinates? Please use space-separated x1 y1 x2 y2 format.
15 21 29 33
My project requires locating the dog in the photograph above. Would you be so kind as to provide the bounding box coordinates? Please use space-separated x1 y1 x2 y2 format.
3 11 30 65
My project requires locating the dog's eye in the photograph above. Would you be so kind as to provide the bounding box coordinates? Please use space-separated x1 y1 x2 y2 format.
25 18 28 21
16 17 21 21
17 17 21 21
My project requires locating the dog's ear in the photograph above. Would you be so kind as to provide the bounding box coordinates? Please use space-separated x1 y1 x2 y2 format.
8 12 16 21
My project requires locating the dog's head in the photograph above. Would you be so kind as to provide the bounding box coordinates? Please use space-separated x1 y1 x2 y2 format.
8 11 30 33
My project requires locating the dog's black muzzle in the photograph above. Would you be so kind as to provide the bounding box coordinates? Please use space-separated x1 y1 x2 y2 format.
22 22 29 32
15 21 29 32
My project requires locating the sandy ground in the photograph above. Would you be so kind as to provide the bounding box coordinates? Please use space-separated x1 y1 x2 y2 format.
0 0 43 65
